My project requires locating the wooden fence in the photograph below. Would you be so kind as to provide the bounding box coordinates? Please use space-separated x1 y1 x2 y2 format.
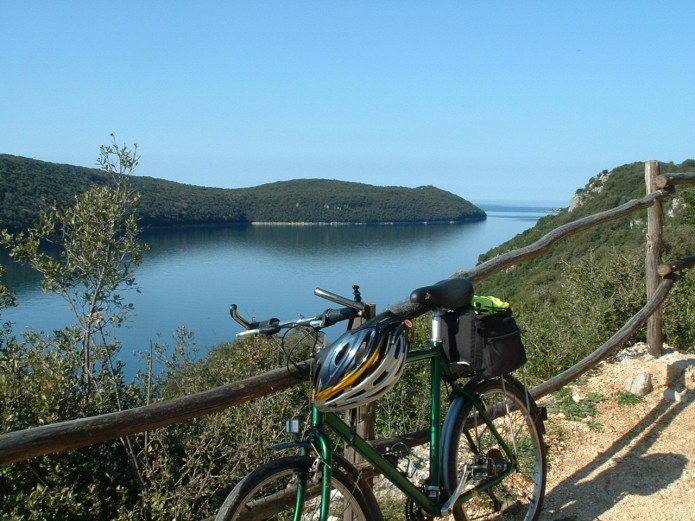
1 163 694 474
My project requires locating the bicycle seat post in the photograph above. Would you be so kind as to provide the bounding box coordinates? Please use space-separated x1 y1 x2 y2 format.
431 308 444 345
426 307 446 502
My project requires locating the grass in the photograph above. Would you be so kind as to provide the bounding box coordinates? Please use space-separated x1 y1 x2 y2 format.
548 387 606 431
616 391 644 405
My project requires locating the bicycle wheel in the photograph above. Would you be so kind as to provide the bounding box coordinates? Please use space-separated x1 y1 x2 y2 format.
215 455 380 521
443 376 546 521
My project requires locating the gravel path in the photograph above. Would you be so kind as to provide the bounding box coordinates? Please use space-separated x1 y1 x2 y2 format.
541 344 695 521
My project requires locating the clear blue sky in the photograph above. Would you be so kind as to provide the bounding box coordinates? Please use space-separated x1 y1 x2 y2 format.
2 1 694 205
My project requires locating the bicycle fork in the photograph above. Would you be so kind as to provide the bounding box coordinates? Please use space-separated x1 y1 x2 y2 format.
293 409 334 521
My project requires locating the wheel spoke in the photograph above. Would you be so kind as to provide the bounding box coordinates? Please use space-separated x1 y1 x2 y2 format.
443 377 546 521
215 456 377 521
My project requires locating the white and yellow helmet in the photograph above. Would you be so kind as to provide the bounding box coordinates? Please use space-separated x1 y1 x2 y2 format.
312 311 408 412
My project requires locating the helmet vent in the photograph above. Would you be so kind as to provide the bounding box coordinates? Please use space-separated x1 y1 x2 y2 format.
373 370 389 387
334 344 349 365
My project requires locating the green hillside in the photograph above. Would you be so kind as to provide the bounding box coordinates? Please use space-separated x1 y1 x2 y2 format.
476 160 695 302
473 159 695 378
0 154 485 231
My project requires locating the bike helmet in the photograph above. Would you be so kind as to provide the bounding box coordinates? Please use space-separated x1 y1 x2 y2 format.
312 311 408 412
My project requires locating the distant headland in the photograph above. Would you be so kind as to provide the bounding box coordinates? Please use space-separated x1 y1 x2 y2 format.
0 154 486 231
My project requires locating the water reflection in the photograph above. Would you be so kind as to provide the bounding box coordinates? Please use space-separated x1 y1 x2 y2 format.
0 206 551 375
141 221 482 259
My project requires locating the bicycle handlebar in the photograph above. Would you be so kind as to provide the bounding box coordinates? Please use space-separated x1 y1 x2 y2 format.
247 317 282 336
313 287 366 312
230 287 364 337
321 306 356 327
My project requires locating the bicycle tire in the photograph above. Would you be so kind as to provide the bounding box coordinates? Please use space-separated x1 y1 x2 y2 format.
442 376 546 521
215 455 381 521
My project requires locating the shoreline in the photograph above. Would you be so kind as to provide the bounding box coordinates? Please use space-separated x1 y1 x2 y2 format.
142 215 487 232
249 217 486 226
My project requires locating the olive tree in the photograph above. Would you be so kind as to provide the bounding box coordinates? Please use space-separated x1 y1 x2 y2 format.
0 266 14 346
0 138 150 518
1 137 146 392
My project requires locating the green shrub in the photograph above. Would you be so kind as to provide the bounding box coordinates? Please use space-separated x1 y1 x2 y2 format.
517 247 646 383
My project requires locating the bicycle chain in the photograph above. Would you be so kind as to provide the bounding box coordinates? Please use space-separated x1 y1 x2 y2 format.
405 484 434 521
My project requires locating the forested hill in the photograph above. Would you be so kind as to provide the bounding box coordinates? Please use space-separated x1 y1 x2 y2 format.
0 154 485 231
475 159 695 306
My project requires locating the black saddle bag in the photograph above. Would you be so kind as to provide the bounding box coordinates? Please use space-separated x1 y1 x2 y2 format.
442 310 526 378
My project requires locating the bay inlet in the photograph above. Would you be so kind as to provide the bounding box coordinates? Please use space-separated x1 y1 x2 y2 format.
1 202 562 377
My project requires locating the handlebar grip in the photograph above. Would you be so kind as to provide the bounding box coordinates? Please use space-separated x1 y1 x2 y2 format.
322 307 357 327
248 318 281 335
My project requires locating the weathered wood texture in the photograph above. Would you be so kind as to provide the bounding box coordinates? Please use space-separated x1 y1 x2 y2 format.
645 161 664 357
658 254 695 276
655 172 695 188
344 308 377 489
530 275 676 399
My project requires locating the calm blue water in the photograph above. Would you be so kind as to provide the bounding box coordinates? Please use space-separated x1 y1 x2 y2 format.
0 203 560 376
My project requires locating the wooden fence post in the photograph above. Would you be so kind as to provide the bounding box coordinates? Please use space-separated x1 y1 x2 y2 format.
645 160 664 357
344 303 376 520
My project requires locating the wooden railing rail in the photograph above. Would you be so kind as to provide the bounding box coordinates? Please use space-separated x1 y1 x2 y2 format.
530 275 677 398
388 188 672 318
658 254 695 276
656 172 695 188
0 187 680 467
0 362 311 466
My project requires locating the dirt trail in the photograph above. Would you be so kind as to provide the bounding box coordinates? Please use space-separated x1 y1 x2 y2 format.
540 344 695 521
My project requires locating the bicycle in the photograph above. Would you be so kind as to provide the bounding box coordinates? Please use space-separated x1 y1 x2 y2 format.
216 277 547 521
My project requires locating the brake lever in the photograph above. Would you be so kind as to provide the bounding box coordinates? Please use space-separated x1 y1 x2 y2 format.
230 304 251 329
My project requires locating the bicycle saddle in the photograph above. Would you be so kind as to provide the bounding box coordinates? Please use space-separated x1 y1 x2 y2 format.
409 277 474 310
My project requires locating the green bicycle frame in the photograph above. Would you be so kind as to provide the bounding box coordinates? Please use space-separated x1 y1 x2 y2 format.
291 337 518 521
